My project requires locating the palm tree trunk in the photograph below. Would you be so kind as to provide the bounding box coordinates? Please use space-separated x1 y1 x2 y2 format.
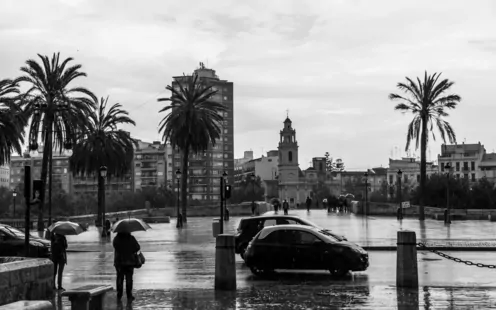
181 144 190 223
419 116 428 221
37 127 52 231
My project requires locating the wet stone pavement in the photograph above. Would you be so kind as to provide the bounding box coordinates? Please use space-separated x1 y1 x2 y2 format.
50 210 496 309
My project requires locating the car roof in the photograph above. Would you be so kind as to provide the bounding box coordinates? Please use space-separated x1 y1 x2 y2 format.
258 224 320 239
241 214 303 221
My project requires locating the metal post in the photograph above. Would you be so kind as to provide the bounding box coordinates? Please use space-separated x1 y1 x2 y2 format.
220 176 224 234
100 174 107 237
446 173 451 224
176 177 180 228
13 194 16 218
399 176 403 220
48 144 53 226
24 166 31 257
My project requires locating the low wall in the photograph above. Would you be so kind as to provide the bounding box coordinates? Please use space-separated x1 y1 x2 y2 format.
0 257 53 306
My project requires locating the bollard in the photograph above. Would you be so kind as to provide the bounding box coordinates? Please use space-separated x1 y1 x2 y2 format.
212 218 220 238
396 230 418 288
215 234 236 291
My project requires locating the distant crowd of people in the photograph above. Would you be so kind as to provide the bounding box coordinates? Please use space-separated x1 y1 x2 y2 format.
269 195 351 214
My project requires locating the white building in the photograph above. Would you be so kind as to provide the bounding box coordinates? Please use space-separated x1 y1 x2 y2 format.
0 165 10 189
437 142 485 182
387 157 438 195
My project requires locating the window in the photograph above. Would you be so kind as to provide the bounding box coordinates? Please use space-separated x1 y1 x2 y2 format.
456 162 460 172
224 129 228 134
174 162 180 167
417 175 420 183
456 174 460 179
224 163 229 167
288 151 293 162
471 162 475 170
464 174 469 179
263 219 277 227
471 173 476 181
389 175 393 184
224 154 228 159
223 96 228 100
294 231 320 244
223 112 228 117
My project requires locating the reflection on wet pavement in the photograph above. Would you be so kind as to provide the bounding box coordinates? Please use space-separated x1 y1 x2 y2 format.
52 286 496 309
53 210 496 309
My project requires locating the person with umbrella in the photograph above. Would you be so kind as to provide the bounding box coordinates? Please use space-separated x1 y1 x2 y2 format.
48 221 85 291
112 218 150 303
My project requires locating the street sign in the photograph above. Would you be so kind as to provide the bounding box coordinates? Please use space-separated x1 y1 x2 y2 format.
401 201 411 209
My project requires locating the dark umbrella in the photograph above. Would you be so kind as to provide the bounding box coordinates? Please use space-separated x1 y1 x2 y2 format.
112 218 152 233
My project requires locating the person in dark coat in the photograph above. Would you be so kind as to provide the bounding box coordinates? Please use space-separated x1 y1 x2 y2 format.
282 199 289 215
105 219 112 235
305 196 312 212
51 233 68 291
113 232 140 302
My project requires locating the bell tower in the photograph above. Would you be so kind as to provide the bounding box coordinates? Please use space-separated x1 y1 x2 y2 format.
278 116 299 184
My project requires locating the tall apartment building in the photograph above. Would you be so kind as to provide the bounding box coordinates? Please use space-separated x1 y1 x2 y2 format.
10 149 72 194
0 165 10 188
437 142 485 182
171 64 234 204
133 140 167 191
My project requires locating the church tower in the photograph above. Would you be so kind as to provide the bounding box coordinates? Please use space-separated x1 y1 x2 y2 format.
278 116 299 186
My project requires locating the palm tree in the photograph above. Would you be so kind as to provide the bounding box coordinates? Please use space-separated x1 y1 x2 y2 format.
158 74 227 223
18 52 96 229
69 97 137 226
389 71 460 220
0 79 25 166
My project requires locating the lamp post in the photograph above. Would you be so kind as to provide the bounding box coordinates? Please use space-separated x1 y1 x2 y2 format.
28 102 73 230
445 163 452 224
220 171 228 234
99 166 108 237
364 172 369 215
397 169 403 220
250 173 256 215
12 190 17 218
175 169 182 228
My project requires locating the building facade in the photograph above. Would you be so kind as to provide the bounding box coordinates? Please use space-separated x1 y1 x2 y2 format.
480 153 496 182
133 140 166 191
171 64 234 204
0 165 10 189
437 142 486 182
388 157 438 189
277 117 307 206
234 151 254 188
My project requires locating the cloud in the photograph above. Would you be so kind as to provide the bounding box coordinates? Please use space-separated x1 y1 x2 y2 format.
1 0 496 169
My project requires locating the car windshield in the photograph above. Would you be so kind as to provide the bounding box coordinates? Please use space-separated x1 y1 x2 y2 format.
318 229 340 242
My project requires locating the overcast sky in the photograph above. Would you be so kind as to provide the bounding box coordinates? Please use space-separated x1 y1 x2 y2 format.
2 0 496 170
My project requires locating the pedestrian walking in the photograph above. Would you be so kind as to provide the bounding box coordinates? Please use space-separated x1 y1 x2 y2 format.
305 196 312 212
105 218 112 236
113 232 141 302
283 199 289 215
251 201 256 216
51 233 68 291
274 201 279 213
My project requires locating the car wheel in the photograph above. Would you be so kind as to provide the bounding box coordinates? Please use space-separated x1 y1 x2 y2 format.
239 243 248 260
329 259 349 277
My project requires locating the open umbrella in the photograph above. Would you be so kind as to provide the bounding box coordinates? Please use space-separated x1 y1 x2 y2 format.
112 218 151 233
345 194 355 199
48 221 84 236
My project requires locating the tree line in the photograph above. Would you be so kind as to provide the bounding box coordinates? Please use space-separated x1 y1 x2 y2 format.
0 53 227 227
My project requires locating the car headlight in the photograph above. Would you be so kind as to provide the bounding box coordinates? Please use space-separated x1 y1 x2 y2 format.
29 241 43 247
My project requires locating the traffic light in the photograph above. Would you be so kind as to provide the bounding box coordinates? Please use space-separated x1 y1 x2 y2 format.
225 185 232 199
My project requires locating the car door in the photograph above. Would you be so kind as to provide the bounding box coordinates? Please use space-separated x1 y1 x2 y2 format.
276 229 299 269
292 231 326 269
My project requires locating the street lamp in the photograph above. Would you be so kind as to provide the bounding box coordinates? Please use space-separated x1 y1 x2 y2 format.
444 162 452 224
397 169 403 220
175 169 182 228
250 173 256 215
99 166 108 237
12 190 17 218
364 172 369 215
220 171 228 234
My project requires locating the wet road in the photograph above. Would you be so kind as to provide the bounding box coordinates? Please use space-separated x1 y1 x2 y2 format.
53 210 496 309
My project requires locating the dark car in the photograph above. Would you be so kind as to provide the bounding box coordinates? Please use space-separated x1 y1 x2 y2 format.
244 225 368 277
0 224 51 258
235 214 346 258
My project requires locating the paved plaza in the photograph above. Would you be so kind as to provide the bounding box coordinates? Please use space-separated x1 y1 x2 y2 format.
52 210 496 309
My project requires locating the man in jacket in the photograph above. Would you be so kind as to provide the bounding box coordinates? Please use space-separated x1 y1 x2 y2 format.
113 232 140 302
